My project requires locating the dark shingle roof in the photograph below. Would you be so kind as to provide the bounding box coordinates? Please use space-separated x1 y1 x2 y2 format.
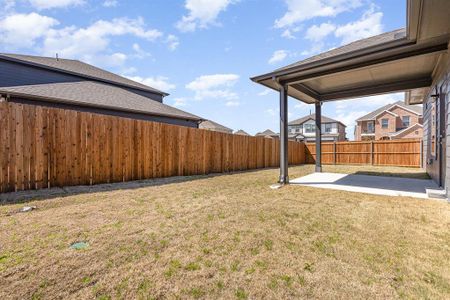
356 101 423 121
0 53 166 95
234 129 250 136
289 114 345 127
0 81 201 121
275 29 407 73
199 120 233 133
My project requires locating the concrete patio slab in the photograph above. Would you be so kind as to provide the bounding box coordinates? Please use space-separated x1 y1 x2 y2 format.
290 172 443 199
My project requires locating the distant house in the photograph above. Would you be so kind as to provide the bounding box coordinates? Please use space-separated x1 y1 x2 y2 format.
288 114 346 142
0 53 202 128
199 120 233 134
234 129 250 136
354 101 423 141
255 129 279 139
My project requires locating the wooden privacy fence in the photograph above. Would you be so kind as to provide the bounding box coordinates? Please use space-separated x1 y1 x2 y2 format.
304 139 422 167
0 101 305 193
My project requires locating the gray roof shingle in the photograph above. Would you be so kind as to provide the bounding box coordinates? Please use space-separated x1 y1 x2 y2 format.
199 120 233 133
0 81 201 121
0 53 166 95
234 129 250 136
256 129 278 137
356 101 422 121
289 114 346 127
274 29 406 73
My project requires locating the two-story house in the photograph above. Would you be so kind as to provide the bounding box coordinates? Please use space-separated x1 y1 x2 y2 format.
354 101 423 141
288 114 346 142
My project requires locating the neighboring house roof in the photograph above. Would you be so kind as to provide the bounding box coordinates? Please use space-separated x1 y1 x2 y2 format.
0 53 167 96
289 113 346 127
234 129 250 136
373 110 399 119
273 29 406 74
199 120 233 133
356 101 422 121
256 129 278 137
390 123 423 137
0 81 202 121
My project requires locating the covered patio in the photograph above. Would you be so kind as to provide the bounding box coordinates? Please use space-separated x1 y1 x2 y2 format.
251 0 449 193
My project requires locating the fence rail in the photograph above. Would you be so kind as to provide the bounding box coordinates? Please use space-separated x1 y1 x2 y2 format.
304 139 422 167
0 101 423 193
0 101 305 193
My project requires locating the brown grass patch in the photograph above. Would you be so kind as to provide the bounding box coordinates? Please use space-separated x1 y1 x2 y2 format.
0 165 449 299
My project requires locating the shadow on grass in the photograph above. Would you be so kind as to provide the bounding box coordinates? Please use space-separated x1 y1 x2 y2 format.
0 167 284 205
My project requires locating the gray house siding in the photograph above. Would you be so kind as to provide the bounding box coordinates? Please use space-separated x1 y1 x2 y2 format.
423 46 449 193
10 97 199 128
0 59 164 102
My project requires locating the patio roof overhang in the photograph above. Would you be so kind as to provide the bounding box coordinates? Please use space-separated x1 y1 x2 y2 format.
251 36 447 104
251 0 450 104
250 0 450 184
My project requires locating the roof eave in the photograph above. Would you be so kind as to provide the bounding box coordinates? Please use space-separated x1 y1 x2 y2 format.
0 55 169 97
250 35 413 83
1 90 201 122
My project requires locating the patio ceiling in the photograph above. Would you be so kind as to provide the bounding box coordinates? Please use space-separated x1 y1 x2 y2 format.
251 0 450 104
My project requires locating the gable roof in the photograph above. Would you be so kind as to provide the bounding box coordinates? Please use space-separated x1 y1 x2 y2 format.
289 113 346 127
0 53 167 96
0 81 201 121
356 101 422 121
256 129 278 136
234 129 250 136
390 123 423 137
199 120 233 133
270 29 407 76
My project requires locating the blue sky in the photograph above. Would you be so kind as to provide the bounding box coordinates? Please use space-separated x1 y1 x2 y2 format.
0 0 408 138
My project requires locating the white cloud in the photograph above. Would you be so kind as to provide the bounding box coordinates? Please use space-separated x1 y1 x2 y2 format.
281 26 302 39
103 0 118 7
0 12 59 48
266 108 276 116
29 0 85 10
186 73 239 100
172 98 188 107
334 6 383 44
305 22 336 42
275 0 362 28
42 17 162 63
132 43 151 58
268 50 288 64
176 0 237 32
166 34 179 51
225 101 240 107
258 89 273 96
126 75 176 92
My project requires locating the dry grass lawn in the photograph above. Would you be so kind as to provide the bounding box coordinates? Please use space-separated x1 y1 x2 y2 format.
0 165 449 299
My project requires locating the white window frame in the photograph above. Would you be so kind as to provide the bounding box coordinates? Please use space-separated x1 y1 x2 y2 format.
402 115 410 127
381 118 389 129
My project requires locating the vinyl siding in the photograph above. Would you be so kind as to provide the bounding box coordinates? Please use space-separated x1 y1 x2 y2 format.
0 59 164 102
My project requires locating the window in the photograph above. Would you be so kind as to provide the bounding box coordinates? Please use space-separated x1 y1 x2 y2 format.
381 119 389 129
324 123 332 133
304 124 315 133
367 121 374 133
402 116 410 127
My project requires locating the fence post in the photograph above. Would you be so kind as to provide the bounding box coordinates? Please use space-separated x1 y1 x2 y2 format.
370 141 374 165
333 142 337 165
420 139 423 168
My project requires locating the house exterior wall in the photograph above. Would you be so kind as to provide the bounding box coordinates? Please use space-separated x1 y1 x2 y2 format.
391 126 423 140
375 112 397 139
390 106 421 130
288 120 346 141
0 59 164 103
422 44 449 191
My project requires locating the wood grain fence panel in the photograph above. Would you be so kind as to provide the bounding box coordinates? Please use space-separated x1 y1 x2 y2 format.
0 101 421 193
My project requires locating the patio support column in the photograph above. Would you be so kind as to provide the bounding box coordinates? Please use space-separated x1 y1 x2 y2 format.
315 101 322 172
279 84 289 184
